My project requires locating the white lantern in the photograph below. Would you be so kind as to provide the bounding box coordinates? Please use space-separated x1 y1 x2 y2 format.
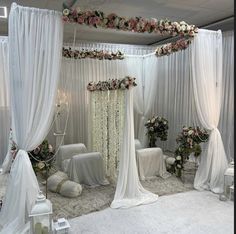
53 218 70 234
220 161 234 201
29 191 53 234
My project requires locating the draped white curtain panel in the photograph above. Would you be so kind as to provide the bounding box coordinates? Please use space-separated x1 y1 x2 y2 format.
47 32 234 162
191 29 228 193
0 37 10 166
0 3 63 233
111 89 158 208
1 34 233 165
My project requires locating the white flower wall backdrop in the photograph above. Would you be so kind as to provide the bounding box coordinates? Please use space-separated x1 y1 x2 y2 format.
89 90 125 180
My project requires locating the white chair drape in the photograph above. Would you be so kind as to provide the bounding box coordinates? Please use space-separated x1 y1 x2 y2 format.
0 3 63 233
0 37 10 166
111 89 158 208
191 29 228 193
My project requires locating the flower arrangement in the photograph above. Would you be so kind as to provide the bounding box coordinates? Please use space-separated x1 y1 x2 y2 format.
28 140 55 174
62 8 198 58
62 47 124 60
155 38 192 57
87 76 137 91
174 126 210 177
145 116 168 147
62 8 198 37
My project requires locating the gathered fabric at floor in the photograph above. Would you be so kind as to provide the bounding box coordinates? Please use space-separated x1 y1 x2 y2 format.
69 190 233 234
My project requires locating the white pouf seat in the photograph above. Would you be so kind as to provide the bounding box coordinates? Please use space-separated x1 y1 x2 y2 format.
47 171 82 198
136 147 171 180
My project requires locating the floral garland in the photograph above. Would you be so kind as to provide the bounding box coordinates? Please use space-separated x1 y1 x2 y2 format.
173 126 209 177
62 47 125 60
87 76 137 91
62 8 198 57
155 38 192 57
145 116 168 147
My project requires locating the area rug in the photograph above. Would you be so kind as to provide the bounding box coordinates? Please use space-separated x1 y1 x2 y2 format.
69 190 234 234
0 162 195 220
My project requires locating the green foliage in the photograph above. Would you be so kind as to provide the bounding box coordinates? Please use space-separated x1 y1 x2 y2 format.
173 126 209 177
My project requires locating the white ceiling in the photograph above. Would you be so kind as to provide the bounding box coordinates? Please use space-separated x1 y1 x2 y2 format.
0 0 234 45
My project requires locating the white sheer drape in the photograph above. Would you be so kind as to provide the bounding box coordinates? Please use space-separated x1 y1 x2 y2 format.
0 3 63 233
48 49 149 148
191 29 228 193
111 89 158 208
49 37 233 166
148 49 198 151
0 37 10 166
218 30 234 162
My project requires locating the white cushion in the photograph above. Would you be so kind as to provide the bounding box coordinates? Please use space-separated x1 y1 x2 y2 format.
47 171 82 198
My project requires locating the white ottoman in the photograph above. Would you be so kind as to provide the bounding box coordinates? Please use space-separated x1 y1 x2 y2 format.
67 152 109 187
136 148 171 180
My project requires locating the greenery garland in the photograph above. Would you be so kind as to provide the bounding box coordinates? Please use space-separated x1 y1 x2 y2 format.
62 47 124 60
173 126 210 177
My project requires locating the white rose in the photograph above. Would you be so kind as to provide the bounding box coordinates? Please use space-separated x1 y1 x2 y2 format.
63 9 70 16
151 118 155 123
188 130 194 135
37 161 45 170
176 156 181 160
180 21 186 25
120 83 126 89
147 120 151 123
177 164 182 168
163 121 167 125
48 144 53 153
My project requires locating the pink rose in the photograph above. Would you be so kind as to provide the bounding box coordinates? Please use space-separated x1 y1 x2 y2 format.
77 16 85 24
33 147 40 155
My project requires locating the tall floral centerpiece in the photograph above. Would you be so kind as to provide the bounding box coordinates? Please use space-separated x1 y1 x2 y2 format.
174 126 209 177
145 116 168 147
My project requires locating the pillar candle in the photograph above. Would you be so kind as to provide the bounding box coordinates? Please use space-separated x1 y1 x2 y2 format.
35 222 42 234
42 226 49 234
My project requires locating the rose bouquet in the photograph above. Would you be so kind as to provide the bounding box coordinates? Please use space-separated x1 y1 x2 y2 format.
28 140 55 174
174 126 209 177
145 116 168 147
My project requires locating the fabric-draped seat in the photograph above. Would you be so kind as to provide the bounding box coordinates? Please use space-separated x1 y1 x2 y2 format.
134 139 171 180
57 143 109 187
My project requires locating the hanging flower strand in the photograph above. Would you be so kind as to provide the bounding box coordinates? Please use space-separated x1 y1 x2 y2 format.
62 47 124 60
